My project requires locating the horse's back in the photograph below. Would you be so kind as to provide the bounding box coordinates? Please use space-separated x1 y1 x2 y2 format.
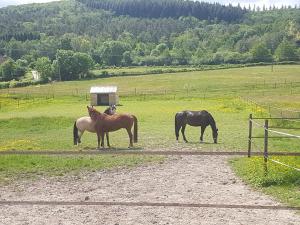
100 113 135 132
76 116 96 132
176 110 211 127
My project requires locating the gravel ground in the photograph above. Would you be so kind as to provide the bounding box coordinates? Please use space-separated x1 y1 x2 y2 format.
0 155 299 225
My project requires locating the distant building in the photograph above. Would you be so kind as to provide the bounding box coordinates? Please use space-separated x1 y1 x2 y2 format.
90 86 119 106
32 70 40 80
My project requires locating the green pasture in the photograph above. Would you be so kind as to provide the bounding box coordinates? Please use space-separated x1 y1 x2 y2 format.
230 156 300 207
0 65 299 152
1 65 300 98
0 65 299 207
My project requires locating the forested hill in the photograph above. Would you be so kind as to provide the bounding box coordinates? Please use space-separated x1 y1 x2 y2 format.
0 0 299 83
77 0 246 22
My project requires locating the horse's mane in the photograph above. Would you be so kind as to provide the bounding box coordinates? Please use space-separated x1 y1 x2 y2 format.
88 106 103 120
208 113 217 131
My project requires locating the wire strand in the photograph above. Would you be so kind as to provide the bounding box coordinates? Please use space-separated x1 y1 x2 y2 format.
268 158 300 172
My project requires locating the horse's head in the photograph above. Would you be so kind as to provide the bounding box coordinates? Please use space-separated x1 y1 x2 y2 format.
87 105 101 120
111 105 117 114
213 128 218 144
104 105 117 115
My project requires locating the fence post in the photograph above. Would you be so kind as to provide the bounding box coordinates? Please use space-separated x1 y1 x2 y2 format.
264 119 269 176
248 114 253 157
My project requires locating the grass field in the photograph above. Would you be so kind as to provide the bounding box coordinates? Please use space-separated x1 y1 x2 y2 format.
230 156 300 207
0 154 164 185
0 65 299 151
0 65 299 206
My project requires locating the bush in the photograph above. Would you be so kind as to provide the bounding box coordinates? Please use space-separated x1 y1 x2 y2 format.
9 79 41 88
0 82 9 89
101 70 109 77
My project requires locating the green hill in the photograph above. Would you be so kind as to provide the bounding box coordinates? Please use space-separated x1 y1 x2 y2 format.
0 0 299 83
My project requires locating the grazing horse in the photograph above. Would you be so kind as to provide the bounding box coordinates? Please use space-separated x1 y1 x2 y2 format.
87 106 138 149
175 110 218 143
73 105 116 146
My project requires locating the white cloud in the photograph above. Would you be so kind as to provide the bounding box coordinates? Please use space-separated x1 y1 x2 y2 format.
0 0 61 8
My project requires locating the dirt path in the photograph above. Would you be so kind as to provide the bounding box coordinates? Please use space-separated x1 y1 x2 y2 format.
0 155 299 225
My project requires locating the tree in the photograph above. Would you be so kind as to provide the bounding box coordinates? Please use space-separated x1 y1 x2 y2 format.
72 52 94 79
122 51 132 66
100 41 130 66
60 36 72 50
54 50 93 81
71 37 92 53
35 57 54 82
274 39 298 61
55 50 78 81
251 43 272 62
1 58 16 81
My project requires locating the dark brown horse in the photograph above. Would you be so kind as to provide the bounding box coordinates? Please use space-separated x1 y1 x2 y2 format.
175 110 218 143
87 106 138 149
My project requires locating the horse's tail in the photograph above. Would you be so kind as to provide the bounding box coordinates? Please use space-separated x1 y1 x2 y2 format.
73 121 78 145
132 115 138 143
175 113 180 139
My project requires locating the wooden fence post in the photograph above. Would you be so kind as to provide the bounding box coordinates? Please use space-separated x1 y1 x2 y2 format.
264 119 269 176
248 114 253 157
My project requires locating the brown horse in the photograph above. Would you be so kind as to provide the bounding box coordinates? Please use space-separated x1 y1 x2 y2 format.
87 106 138 149
73 105 116 146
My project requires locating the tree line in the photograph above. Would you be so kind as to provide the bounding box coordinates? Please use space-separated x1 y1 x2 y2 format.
78 0 246 22
0 0 299 84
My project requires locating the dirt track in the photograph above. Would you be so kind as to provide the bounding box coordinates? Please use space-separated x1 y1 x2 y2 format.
0 155 299 225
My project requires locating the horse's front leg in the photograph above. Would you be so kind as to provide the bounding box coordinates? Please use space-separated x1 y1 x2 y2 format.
200 126 206 143
106 132 110 148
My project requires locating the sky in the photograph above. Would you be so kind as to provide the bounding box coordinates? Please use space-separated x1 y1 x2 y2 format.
0 0 60 8
0 0 299 9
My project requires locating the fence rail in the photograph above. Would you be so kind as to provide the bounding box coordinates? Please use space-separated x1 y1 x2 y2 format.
0 200 299 210
1 150 300 156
